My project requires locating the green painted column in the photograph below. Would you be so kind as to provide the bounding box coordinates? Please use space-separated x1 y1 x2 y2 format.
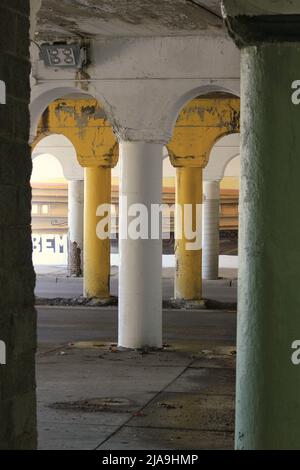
236 43 300 449
222 0 300 450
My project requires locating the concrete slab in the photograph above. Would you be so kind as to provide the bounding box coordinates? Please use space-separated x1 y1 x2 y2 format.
38 423 119 450
191 357 235 369
38 404 129 427
126 392 235 432
165 368 235 395
37 306 236 450
190 346 236 370
37 358 187 402
98 427 234 450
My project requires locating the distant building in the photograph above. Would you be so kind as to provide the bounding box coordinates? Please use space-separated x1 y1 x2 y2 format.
31 180 239 257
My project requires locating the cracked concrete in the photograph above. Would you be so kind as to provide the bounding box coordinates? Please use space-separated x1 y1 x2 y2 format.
36 0 223 40
37 306 236 449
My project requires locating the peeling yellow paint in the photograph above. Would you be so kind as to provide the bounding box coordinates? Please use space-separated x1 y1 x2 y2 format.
33 96 240 171
32 99 118 169
31 95 240 301
170 95 240 301
84 166 111 298
168 96 240 168
175 166 203 300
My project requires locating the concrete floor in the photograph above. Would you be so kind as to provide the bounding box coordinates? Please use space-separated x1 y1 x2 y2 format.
35 266 237 303
37 306 237 450
36 266 237 449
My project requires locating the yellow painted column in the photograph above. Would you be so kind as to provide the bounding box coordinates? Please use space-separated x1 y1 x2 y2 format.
31 97 119 299
175 166 203 300
84 166 111 298
167 95 240 302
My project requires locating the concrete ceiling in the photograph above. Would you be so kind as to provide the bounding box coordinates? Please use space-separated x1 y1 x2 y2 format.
35 0 224 41
222 0 300 16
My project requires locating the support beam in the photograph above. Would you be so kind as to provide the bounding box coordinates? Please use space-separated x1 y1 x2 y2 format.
237 42 300 449
167 95 239 302
118 141 163 349
68 180 84 277
223 1 300 449
203 180 220 280
31 98 118 298
175 167 203 300
84 167 111 299
0 0 36 450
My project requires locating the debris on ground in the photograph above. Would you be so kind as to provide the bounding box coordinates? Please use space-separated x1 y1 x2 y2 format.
36 296 236 310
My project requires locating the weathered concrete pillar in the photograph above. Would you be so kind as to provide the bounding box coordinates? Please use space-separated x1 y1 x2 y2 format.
167 95 240 302
68 180 84 276
223 0 300 449
0 0 37 450
203 180 220 280
84 167 111 299
175 167 203 300
118 141 163 349
30 98 118 297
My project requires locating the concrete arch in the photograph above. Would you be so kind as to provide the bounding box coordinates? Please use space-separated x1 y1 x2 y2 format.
204 133 241 181
30 86 85 142
31 93 118 169
30 84 116 143
167 82 240 135
163 146 170 160
31 152 65 182
32 134 84 181
224 154 240 179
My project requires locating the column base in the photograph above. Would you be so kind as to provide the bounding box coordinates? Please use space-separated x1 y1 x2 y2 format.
167 298 206 310
83 295 118 306
117 345 164 352
68 240 83 278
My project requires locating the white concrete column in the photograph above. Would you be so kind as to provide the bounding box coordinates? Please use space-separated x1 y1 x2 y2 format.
68 180 84 276
118 141 163 349
202 180 220 280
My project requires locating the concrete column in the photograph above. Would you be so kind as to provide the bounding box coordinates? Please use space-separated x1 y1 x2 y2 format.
236 43 300 450
84 167 111 298
222 3 300 449
0 0 37 450
68 180 84 276
118 141 163 349
202 180 220 280
175 166 202 300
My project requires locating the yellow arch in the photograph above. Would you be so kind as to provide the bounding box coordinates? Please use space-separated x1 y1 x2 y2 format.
167 95 240 168
32 98 118 168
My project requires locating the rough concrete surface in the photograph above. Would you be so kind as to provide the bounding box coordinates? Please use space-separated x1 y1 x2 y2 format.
36 0 223 40
37 306 236 450
0 0 36 450
35 266 237 304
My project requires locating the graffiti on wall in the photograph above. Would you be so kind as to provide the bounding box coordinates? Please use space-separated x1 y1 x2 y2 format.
32 234 68 265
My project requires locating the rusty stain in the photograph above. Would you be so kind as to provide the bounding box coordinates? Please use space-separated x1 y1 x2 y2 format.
75 69 91 92
229 107 240 132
